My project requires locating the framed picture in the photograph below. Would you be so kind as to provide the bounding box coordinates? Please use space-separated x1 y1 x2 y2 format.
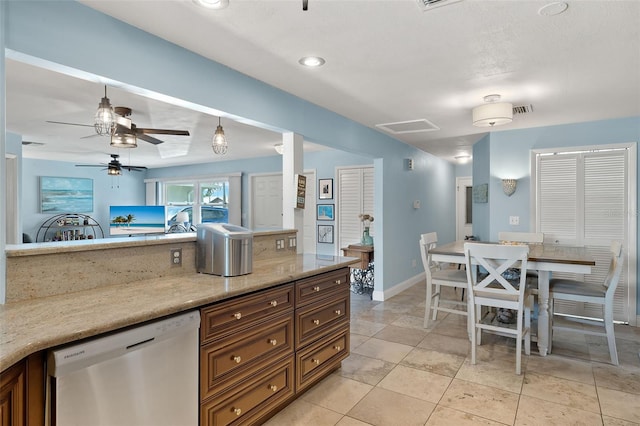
319 178 333 200
318 225 334 244
472 183 489 203
40 176 94 213
317 204 335 221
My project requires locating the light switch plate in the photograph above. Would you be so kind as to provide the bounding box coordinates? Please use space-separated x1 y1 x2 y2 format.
509 216 520 225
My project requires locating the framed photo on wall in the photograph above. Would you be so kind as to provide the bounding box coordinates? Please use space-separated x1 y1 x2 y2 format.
319 178 333 200
40 176 94 213
317 204 335 221
318 225 334 244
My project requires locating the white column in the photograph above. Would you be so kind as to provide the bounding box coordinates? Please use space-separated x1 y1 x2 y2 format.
282 133 304 253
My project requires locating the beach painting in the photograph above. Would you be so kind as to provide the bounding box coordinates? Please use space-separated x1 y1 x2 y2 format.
40 176 93 213
109 205 167 236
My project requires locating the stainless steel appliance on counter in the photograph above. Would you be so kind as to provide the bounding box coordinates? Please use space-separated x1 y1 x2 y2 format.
46 310 200 426
197 223 253 276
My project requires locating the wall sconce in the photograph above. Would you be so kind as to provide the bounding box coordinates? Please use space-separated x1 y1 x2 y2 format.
502 179 517 196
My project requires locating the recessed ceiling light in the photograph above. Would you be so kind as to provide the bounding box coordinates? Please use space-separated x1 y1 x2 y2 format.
298 56 325 67
538 2 568 16
193 0 229 10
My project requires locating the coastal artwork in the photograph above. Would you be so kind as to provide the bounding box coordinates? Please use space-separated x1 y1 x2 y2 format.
109 205 167 236
40 176 93 213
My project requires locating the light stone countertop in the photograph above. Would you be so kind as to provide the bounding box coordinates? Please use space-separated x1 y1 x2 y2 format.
0 254 356 371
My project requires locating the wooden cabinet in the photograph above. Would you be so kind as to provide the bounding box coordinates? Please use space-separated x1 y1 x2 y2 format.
199 267 351 425
0 361 24 426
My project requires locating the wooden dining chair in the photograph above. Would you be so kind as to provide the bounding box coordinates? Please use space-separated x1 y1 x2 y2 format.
420 232 468 328
549 241 624 365
464 242 533 375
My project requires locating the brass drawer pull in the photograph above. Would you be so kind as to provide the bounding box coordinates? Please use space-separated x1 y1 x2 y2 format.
311 358 320 365
233 407 242 416
313 286 321 292
335 279 342 284
233 312 242 320
334 309 341 315
233 356 242 364
269 339 277 346
270 300 278 307
334 345 342 351
269 384 278 392
312 319 320 325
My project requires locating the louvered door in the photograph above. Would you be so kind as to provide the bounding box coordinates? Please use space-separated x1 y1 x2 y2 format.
337 167 374 252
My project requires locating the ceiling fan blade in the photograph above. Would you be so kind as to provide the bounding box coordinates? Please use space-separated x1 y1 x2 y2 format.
136 128 190 136
121 165 148 172
138 133 164 145
47 120 94 128
75 164 108 168
80 133 102 139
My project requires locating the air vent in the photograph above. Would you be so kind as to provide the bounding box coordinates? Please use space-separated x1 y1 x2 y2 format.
416 0 463 11
376 119 440 134
513 104 534 115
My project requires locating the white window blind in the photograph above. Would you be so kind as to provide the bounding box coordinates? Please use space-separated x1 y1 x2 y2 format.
337 167 374 251
536 148 631 322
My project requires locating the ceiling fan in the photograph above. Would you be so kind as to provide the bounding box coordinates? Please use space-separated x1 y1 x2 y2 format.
47 106 190 145
75 154 147 175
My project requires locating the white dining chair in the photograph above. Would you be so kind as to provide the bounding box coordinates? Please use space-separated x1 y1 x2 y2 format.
420 232 468 328
464 242 533 375
549 241 624 365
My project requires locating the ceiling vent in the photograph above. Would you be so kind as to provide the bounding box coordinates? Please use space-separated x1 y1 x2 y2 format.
513 104 534 115
416 0 464 12
376 119 440 134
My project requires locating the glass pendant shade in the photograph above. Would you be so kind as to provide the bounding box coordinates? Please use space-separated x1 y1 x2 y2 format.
110 132 138 148
94 86 117 136
107 165 122 176
472 102 513 127
212 118 228 155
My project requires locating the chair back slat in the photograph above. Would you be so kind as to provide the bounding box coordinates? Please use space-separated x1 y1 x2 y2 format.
604 241 624 292
419 232 438 272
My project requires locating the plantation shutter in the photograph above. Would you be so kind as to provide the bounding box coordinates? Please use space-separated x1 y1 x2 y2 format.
337 166 374 251
535 149 631 322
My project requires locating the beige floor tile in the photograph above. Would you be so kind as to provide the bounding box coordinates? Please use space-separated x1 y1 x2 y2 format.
350 319 387 337
352 337 414 364
400 347 466 377
262 398 343 426
301 374 373 415
377 364 451 403
336 352 396 386
350 333 370 351
521 372 600 414
371 301 415 314
598 387 640 423
515 394 603 425
354 309 402 325
373 324 428 346
602 415 640 426
440 379 519 425
594 364 640 394
417 332 470 357
390 314 429 330
525 354 595 385
347 387 436 426
426 405 507 425
336 416 374 426
455 357 524 394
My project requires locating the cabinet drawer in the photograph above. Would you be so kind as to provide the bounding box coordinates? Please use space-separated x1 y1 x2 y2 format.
295 290 349 347
201 284 294 343
296 268 350 307
201 314 294 399
201 356 294 426
296 326 349 392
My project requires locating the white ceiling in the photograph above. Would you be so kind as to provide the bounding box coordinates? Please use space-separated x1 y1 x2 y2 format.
7 0 640 169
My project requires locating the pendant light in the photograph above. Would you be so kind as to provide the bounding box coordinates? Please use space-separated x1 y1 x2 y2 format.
472 94 513 127
212 117 228 155
94 85 117 136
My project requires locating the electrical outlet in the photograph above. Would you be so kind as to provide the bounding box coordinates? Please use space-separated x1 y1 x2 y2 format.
288 237 297 248
276 239 285 250
170 248 182 266
509 216 520 225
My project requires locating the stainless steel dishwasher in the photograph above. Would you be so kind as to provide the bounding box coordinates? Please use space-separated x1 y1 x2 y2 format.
46 310 200 426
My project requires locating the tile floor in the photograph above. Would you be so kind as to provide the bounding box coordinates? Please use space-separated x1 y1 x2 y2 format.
264 283 640 425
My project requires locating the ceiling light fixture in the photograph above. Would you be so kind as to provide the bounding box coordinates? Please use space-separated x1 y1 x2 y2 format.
110 132 138 148
94 85 116 136
454 155 472 163
472 94 513 127
274 144 284 155
212 117 228 155
538 2 568 16
107 164 122 176
298 56 325 67
192 0 229 9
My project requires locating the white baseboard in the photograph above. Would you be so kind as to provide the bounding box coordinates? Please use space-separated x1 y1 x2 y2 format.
372 272 425 301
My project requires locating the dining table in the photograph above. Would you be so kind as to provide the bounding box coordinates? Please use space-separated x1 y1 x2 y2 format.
430 240 596 357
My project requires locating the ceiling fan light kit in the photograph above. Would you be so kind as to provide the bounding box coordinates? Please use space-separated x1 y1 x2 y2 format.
472 94 513 127
110 132 138 148
94 86 117 136
212 117 228 155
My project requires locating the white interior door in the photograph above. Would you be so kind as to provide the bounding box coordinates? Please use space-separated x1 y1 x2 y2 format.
456 176 472 241
337 166 374 252
251 174 283 229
